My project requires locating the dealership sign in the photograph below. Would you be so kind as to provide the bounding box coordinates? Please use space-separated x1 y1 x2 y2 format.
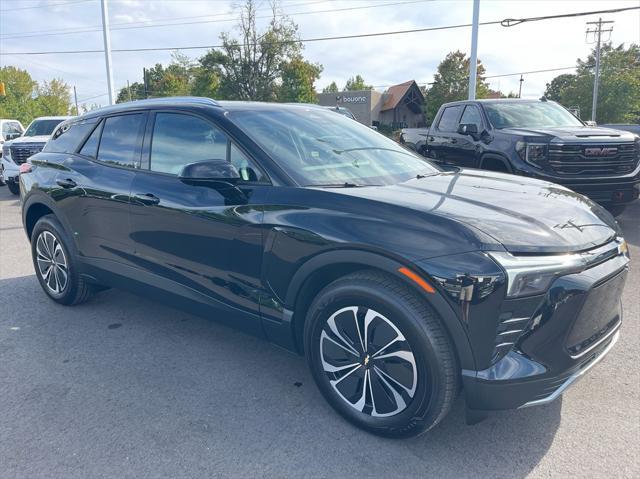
337 95 367 104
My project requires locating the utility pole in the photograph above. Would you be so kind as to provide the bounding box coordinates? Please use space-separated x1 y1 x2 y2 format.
468 0 480 100
73 85 79 114
143 67 149 99
100 0 115 105
518 74 524 98
586 18 613 122
127 80 132 102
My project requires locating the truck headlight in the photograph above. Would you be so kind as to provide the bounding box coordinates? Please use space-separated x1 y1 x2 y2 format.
1 144 10 160
516 141 548 167
490 251 585 298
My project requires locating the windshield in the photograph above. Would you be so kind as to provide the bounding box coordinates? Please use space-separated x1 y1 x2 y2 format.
230 107 437 186
24 119 65 137
483 102 584 129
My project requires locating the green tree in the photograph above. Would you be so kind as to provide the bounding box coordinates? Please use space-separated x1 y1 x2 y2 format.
344 74 373 91
424 51 491 121
197 0 305 101
278 56 322 103
34 79 71 116
322 81 339 93
0 66 37 125
544 43 640 123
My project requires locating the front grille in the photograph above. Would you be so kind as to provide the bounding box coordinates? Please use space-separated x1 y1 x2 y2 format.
9 143 45 165
548 142 639 176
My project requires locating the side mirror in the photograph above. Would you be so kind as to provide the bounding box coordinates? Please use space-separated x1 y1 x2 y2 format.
457 123 479 136
179 159 241 184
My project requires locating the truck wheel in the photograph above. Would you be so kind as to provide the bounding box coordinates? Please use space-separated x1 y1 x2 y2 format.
304 270 458 438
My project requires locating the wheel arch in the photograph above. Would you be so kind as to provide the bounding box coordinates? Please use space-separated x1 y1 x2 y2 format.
22 193 70 243
479 153 512 173
284 250 476 370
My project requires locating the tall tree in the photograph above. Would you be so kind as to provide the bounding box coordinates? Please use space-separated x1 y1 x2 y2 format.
424 51 491 121
198 0 304 101
322 81 339 93
344 75 373 91
544 43 640 123
0 66 37 125
278 56 322 103
35 79 71 116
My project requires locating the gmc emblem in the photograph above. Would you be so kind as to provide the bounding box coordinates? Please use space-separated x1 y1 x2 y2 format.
584 147 617 157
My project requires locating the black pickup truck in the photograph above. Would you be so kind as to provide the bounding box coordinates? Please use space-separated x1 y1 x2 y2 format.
402 99 640 215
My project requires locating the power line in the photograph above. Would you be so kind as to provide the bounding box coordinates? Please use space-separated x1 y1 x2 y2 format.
0 0 430 39
2 5 638 56
0 0 92 13
501 6 637 27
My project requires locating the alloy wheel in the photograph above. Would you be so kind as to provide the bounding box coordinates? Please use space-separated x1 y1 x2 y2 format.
319 306 418 417
35 230 69 295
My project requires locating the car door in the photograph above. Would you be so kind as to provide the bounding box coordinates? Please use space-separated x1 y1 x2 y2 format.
428 105 463 164
454 104 484 168
128 110 270 332
55 113 147 267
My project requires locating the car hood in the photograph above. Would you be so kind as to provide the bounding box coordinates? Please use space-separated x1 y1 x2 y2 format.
500 126 636 142
334 169 619 254
7 135 50 145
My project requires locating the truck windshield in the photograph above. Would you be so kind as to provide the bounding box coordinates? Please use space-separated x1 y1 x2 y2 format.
230 107 437 186
483 102 584 129
24 119 65 137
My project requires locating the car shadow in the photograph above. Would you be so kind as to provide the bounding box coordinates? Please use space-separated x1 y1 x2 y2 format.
617 201 639 247
1 274 560 478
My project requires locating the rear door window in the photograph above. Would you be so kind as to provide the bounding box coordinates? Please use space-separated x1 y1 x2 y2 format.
97 114 146 168
43 120 98 154
437 106 462 132
78 121 103 159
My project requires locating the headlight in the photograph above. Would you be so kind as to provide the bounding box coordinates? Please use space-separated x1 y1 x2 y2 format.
515 141 548 167
1 144 10 160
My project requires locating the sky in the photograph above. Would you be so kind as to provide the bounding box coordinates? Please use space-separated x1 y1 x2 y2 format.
1 0 639 107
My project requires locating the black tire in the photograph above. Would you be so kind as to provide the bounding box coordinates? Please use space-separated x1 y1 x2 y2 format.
304 270 458 438
31 214 94 305
7 181 19 195
605 204 626 217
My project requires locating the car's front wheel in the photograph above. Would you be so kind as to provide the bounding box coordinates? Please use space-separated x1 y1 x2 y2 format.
31 215 94 305
304 270 458 437
7 181 19 195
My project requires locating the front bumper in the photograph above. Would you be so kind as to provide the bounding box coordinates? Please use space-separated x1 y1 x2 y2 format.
461 240 629 411
0 157 19 183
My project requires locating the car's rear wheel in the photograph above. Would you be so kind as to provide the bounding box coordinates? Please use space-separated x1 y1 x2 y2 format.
7 182 19 195
304 270 458 437
31 215 94 305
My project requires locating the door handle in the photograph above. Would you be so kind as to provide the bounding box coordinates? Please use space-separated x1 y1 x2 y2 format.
450 138 457 144
56 178 77 189
133 193 160 206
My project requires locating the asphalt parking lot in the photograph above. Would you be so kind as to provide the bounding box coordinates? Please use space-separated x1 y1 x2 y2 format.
0 185 638 479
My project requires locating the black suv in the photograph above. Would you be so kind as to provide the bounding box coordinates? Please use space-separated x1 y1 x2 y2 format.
20 98 630 437
425 99 640 216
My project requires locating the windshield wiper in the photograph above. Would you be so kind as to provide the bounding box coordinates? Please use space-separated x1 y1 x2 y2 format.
333 147 411 156
306 182 381 188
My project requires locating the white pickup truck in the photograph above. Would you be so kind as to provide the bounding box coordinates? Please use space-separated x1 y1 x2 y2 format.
1 116 71 194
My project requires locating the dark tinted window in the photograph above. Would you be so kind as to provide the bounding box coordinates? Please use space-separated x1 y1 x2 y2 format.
437 106 462 132
24 119 65 137
150 112 265 181
97 114 146 167
78 121 103 159
459 105 482 130
43 120 97 154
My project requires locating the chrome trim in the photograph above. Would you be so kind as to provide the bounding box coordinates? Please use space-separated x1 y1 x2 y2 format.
569 319 621 359
519 330 619 408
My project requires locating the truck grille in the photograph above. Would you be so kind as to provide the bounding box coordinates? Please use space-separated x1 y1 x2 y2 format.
10 143 45 165
548 142 639 176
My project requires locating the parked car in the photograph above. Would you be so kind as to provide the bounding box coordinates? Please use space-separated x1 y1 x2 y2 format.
323 105 357 120
20 97 629 437
0 119 25 154
2 116 71 194
423 99 640 216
